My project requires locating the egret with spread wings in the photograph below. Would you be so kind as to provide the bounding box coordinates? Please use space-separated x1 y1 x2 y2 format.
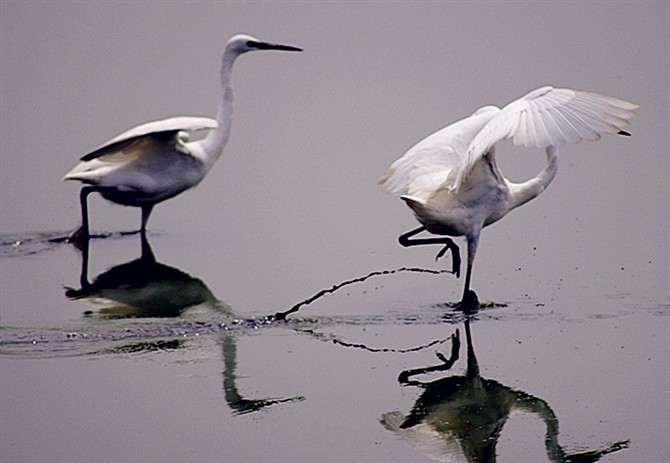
380 86 638 311
64 35 301 242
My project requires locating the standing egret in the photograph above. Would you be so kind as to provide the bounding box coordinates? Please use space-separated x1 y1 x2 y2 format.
380 86 638 311
64 34 301 242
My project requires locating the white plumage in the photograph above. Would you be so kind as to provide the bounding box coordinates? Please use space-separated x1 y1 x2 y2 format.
64 35 301 242
380 86 638 310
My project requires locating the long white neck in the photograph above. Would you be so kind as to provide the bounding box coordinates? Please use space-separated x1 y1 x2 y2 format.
199 50 238 170
507 145 559 211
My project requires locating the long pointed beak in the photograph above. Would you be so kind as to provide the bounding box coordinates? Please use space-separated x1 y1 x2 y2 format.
249 41 302 52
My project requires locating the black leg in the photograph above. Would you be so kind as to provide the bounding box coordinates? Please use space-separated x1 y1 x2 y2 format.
67 186 99 245
398 226 461 277
68 185 120 245
140 205 154 236
452 235 479 313
78 234 91 288
140 232 156 263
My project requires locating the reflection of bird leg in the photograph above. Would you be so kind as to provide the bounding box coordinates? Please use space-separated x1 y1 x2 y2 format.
78 236 91 289
139 232 156 263
398 329 461 384
463 316 479 378
221 334 304 414
398 227 461 277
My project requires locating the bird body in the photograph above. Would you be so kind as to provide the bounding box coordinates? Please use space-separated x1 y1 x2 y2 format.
65 116 217 207
64 35 301 241
380 86 638 310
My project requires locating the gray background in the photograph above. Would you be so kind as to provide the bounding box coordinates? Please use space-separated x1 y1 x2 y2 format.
1 2 668 463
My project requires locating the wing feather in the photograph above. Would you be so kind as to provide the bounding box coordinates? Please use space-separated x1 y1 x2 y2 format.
452 87 638 190
64 116 217 184
81 116 217 161
379 107 500 199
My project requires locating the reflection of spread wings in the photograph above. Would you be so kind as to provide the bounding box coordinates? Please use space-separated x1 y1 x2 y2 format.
382 319 630 462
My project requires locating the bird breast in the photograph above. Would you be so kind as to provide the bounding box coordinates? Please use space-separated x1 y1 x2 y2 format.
406 163 511 237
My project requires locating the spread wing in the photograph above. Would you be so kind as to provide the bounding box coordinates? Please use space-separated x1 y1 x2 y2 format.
379 107 500 200
452 86 639 190
63 116 217 184
80 116 217 161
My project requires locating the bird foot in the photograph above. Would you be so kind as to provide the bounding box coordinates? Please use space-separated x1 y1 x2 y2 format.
449 290 480 314
434 243 461 278
65 226 89 248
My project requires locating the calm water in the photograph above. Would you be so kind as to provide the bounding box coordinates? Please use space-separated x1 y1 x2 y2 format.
1 3 668 463
1 229 667 463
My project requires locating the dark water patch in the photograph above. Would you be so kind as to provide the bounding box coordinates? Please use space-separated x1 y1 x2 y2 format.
0 230 145 258
0 317 279 357
625 302 670 316
0 266 457 357
105 338 184 354
0 232 69 258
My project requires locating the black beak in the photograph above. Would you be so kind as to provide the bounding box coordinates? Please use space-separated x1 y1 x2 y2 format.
248 40 302 52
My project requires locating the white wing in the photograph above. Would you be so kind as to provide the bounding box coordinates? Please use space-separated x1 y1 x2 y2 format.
81 116 217 161
64 116 217 185
452 86 639 190
379 107 500 199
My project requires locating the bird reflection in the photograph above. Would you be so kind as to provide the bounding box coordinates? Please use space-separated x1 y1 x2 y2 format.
381 318 628 462
65 235 302 414
66 234 216 318
222 335 305 414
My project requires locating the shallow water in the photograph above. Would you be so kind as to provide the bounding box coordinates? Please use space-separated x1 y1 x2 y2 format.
2 3 669 463
1 231 667 463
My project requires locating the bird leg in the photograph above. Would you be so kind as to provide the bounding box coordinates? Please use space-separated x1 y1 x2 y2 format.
67 185 117 245
451 238 479 313
398 226 461 277
451 289 480 314
140 205 154 237
67 186 98 245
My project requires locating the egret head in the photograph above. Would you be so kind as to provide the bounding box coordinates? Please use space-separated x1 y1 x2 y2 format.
225 34 302 57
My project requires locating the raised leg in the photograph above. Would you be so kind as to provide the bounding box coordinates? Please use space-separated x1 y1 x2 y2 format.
398 226 462 277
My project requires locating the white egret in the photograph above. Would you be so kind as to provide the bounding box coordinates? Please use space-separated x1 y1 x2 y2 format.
64 34 301 242
380 86 638 311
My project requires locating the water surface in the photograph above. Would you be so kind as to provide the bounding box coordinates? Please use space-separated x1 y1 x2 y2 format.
2 3 668 463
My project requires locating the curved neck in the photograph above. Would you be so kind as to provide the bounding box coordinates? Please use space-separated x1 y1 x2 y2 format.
509 395 565 462
199 51 238 169
508 146 559 211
